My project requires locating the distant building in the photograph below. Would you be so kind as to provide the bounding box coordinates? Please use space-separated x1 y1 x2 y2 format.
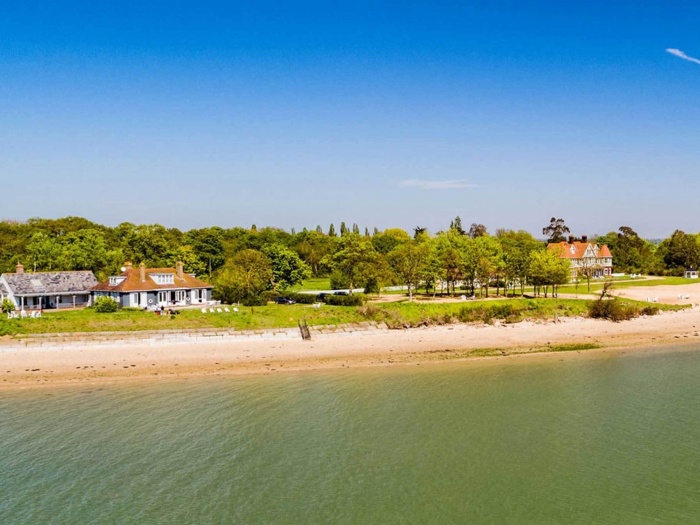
547 236 613 281
92 261 212 308
0 263 97 311
685 269 698 279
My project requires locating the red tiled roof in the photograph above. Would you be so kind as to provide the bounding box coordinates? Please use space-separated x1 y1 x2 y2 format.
547 241 613 260
92 267 211 292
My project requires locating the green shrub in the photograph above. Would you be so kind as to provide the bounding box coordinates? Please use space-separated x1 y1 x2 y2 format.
94 296 119 313
286 292 316 304
242 295 267 306
261 290 280 302
325 294 367 306
640 305 660 316
587 299 636 322
1 298 15 314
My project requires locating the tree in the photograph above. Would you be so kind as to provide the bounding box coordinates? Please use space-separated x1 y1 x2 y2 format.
214 249 272 303
449 216 465 235
543 217 570 243
262 244 311 290
528 249 570 297
120 224 173 266
468 223 488 238
352 223 360 234
372 228 411 254
498 229 541 296
596 226 656 275
658 230 700 275
328 224 337 237
59 229 108 272
26 231 61 271
183 227 226 275
322 235 386 293
340 222 348 236
434 232 466 295
414 226 428 239
165 245 207 277
388 241 430 301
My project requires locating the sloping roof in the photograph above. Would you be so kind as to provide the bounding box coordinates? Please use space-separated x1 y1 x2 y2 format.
2 271 98 296
548 241 613 260
92 267 211 293
598 245 612 258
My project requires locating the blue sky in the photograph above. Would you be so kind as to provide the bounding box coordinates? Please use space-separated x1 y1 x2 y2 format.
2 1 699 237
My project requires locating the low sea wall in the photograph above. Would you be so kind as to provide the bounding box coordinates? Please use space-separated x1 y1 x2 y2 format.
0 322 390 352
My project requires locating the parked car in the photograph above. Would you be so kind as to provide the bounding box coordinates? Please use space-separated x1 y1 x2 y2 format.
333 291 349 296
316 293 329 302
275 296 296 305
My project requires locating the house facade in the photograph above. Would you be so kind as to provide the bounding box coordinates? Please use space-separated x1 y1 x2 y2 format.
0 263 97 311
92 261 212 308
547 236 613 281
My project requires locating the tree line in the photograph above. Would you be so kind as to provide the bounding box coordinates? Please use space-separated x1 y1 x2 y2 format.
0 216 697 304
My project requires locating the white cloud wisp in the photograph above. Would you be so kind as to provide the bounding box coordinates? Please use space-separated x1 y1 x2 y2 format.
666 48 700 65
399 179 476 190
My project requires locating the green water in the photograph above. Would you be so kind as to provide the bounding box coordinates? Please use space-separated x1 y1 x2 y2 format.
2 347 700 524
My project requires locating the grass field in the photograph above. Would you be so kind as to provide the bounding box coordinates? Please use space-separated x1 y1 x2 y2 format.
289 277 332 291
0 292 687 337
556 276 688 295
0 304 366 336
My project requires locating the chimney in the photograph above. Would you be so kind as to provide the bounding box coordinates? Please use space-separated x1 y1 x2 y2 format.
176 260 184 280
15 262 24 274
568 235 575 244
140 262 146 282
581 235 588 243
124 261 133 271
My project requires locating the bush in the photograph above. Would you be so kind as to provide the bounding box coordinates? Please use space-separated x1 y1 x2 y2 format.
241 295 267 307
1 298 15 314
587 299 636 322
261 290 280 303
325 293 367 306
286 292 316 304
94 296 119 313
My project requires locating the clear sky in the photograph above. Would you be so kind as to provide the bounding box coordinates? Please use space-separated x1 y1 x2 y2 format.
2 1 699 238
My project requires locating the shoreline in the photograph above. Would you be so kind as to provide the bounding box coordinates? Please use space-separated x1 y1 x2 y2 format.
2 306 699 389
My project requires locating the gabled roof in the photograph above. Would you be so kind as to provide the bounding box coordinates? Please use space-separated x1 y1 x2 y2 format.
92 267 211 293
598 245 612 258
1 271 98 296
548 241 613 260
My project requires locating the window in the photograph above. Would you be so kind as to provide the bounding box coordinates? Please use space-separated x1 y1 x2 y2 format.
151 274 174 285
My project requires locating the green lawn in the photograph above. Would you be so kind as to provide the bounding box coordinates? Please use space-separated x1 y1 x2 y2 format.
0 304 366 336
0 294 686 337
289 277 332 291
557 276 689 295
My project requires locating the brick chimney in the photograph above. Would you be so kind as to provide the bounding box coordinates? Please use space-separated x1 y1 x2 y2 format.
140 262 146 282
124 261 133 271
176 260 184 280
15 262 24 274
568 235 575 244
581 235 588 243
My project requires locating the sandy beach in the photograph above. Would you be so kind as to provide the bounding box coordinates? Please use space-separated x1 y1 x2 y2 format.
3 279 700 388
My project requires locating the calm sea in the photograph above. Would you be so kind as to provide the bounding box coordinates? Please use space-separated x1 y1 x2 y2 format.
2 347 700 524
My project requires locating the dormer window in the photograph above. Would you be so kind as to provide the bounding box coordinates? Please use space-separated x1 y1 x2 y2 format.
109 276 126 286
151 273 174 285
570 246 575 254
